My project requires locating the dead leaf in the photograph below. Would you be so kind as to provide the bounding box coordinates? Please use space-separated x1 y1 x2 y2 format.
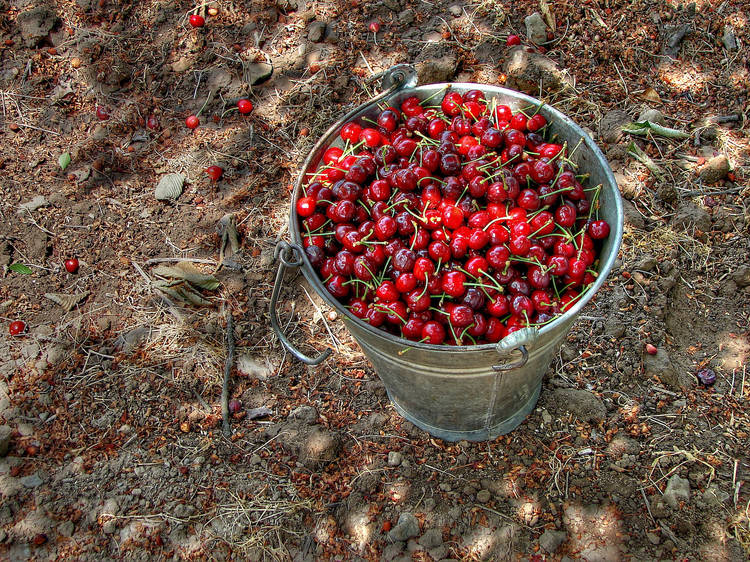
152 262 220 291
540 0 556 32
44 292 89 311
638 87 662 104
246 407 273 420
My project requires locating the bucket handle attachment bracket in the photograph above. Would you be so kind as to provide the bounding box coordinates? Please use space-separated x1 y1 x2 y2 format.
269 241 332 366
492 327 538 371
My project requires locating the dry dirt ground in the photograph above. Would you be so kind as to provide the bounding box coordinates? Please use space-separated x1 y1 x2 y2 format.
1 0 749 560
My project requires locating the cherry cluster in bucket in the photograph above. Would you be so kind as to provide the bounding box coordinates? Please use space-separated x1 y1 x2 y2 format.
297 89 611 346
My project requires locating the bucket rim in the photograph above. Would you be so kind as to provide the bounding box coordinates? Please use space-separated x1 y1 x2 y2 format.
289 82 624 353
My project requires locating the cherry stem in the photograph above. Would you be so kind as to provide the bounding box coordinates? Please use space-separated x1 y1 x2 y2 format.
420 86 450 107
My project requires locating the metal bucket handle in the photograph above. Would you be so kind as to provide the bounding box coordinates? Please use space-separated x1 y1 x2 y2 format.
493 327 538 371
270 241 332 365
269 65 417 365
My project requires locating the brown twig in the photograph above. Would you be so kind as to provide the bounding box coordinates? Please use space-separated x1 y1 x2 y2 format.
221 307 235 437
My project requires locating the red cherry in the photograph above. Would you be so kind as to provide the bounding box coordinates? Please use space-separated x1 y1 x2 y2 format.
64 258 79 273
588 219 611 240
205 165 223 181
228 399 242 414
421 321 446 345
441 271 466 298
296 196 316 217
441 92 464 117
506 34 521 46
510 113 527 131
527 114 547 132
369 20 381 33
237 99 253 114
185 115 200 129
359 128 381 148
146 115 160 130
95 106 109 121
189 14 205 28
341 122 362 143
9 320 26 336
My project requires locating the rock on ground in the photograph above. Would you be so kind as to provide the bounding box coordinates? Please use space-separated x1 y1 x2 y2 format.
307 21 326 43
19 7 59 47
539 529 567 553
417 528 442 548
671 201 711 233
637 108 666 125
246 62 273 85
289 405 318 424
598 110 631 144
0 425 11 456
547 389 606 423
299 426 342 468
388 512 420 542
525 12 547 45
663 474 690 508
642 347 689 391
731 266 750 288
699 154 730 184
503 47 572 94
416 53 458 84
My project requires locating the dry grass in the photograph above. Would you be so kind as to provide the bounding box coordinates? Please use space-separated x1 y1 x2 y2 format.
207 487 315 560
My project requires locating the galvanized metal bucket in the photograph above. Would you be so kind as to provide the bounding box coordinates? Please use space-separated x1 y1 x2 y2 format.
270 65 623 442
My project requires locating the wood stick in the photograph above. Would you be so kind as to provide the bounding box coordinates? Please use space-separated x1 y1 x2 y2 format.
221 308 235 437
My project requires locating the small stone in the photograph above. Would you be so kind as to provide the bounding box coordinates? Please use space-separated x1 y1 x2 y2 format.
289 405 318 424
18 7 59 47
21 472 43 488
448 5 462 17
539 529 567 553
504 47 572 95
604 316 626 338
102 519 117 534
416 53 458 84
663 474 690 508
382 542 404 561
388 512 420 542
388 451 403 467
17 423 34 437
722 26 738 50
637 108 666 126
418 528 443 549
0 425 11 456
541 409 552 424
307 21 326 43
702 484 730 506
476 490 491 503
525 12 548 45
300 427 342 468
646 531 661 545
599 110 631 144
398 9 415 26
731 266 750 288
17 195 49 214
547 389 606 423
247 62 273 85
672 201 711 233
58 521 75 537
699 154 730 184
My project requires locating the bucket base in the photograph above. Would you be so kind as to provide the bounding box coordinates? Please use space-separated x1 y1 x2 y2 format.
387 383 542 442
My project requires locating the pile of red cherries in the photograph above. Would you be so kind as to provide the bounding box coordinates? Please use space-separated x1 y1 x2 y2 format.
296 89 611 346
